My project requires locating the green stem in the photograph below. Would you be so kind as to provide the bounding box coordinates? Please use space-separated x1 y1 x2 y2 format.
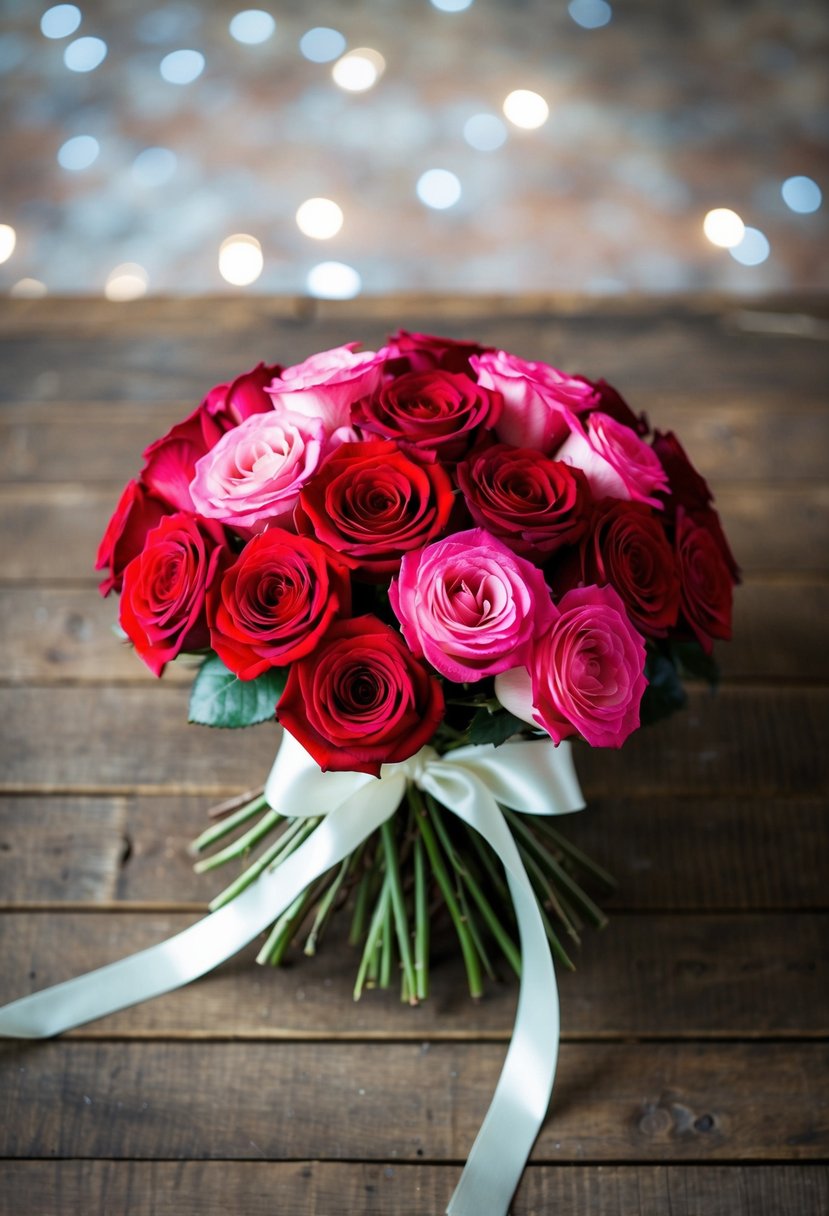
380 889 394 989
349 864 375 947
380 818 418 1004
413 833 429 1001
207 818 317 911
517 839 580 943
193 807 284 873
507 812 608 930
530 818 617 890
304 854 353 957
354 875 391 1001
256 883 318 966
428 801 495 980
456 839 521 977
189 793 270 855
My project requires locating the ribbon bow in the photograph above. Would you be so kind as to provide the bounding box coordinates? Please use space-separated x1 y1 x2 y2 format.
0 734 584 1216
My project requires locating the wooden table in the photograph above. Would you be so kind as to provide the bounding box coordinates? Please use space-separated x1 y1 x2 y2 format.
0 297 826 1214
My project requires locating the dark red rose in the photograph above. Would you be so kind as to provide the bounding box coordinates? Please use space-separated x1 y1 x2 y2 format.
653 431 740 582
95 479 170 596
382 330 493 376
119 514 226 676
581 378 649 437
294 439 454 580
675 507 735 653
277 615 445 776
140 408 224 513
208 529 351 680
353 370 500 463
580 499 681 637
203 362 281 430
456 442 591 561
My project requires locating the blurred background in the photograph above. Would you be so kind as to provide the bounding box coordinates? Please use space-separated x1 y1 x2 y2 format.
0 0 826 299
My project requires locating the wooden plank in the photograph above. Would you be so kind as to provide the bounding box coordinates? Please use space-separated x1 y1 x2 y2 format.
0 912 825 1039
2 401 827 484
1 1162 826 1216
1 581 827 686
1 794 825 910
0 1041 825 1160
0 685 825 797
1 484 827 583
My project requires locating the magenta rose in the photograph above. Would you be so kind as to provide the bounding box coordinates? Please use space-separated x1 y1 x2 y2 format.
389 527 555 683
294 439 454 580
95 479 170 596
471 349 599 453
675 507 736 653
267 343 385 433
203 362 281 430
382 330 492 376
190 410 325 534
456 442 591 561
495 583 647 749
208 530 352 680
353 370 501 462
277 615 445 776
582 377 649 437
579 499 681 638
555 411 670 508
119 514 225 677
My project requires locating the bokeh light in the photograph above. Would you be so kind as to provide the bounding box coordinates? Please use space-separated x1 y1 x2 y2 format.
306 261 362 299
568 0 612 29
57 135 100 171
299 27 346 63
296 198 344 240
131 147 177 187
502 89 549 130
417 169 462 209
104 263 149 301
160 49 205 84
229 11 275 46
729 227 770 266
63 36 107 72
218 234 264 286
10 278 48 298
40 5 82 40
332 48 385 92
430 0 474 10
0 224 16 264
703 208 745 248
781 176 822 214
463 113 507 151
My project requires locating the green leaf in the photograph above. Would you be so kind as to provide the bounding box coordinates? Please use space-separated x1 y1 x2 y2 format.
468 707 526 748
670 640 720 688
640 648 687 727
188 655 288 728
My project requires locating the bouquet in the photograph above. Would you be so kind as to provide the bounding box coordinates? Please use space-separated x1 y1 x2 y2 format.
2 329 738 1216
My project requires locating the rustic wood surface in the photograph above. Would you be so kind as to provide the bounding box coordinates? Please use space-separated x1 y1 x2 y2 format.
0 296 827 1215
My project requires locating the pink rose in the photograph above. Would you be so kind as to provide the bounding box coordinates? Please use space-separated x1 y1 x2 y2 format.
495 583 647 749
389 527 555 683
266 343 385 433
555 411 670 509
189 410 325 534
471 350 599 453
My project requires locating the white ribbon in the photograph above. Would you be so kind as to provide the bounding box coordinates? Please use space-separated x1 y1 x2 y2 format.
0 734 584 1216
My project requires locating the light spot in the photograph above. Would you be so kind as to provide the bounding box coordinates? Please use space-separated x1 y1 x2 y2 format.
430 0 474 10
131 147 177 187
306 261 361 299
63 35 107 72
416 168 462 210
218 234 264 286
332 48 385 92
229 11 275 45
502 89 549 130
105 263 149 301
781 175 822 214
296 198 344 240
40 5 82 39
299 27 346 63
703 208 745 248
568 0 612 29
160 49 205 84
729 227 770 266
463 113 507 151
57 134 99 171
10 278 48 298
0 224 16 264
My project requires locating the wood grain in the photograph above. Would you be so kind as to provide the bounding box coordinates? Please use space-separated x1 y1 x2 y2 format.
2 1162 826 1216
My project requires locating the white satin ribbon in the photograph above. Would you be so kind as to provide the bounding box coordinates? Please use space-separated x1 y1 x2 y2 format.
0 734 584 1216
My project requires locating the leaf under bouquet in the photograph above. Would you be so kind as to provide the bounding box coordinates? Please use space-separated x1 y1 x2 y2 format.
0 330 738 1216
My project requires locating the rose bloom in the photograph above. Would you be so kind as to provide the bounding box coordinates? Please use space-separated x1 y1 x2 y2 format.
675 507 736 653
471 349 599 453
495 583 647 749
555 411 670 508
190 410 325 534
382 329 492 376
96 479 170 596
456 442 591 561
294 439 454 580
352 370 500 463
203 362 281 430
267 343 385 433
119 514 226 677
208 530 352 680
277 615 445 777
389 527 555 683
579 499 681 637
583 377 649 437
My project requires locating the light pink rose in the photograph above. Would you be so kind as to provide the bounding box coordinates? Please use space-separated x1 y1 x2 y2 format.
555 411 670 508
266 343 385 433
389 527 555 683
471 349 599 453
189 410 324 534
495 584 647 749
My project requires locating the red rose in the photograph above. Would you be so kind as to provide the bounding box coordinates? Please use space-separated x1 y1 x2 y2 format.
208 530 352 680
382 330 492 376
456 442 591 561
353 370 501 462
579 499 681 637
95 479 170 596
675 507 735 653
277 615 445 776
119 514 225 676
294 439 454 580
203 362 281 430
653 431 740 582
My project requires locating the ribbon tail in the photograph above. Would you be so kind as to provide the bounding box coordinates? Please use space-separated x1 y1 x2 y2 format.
424 772 560 1216
0 775 405 1040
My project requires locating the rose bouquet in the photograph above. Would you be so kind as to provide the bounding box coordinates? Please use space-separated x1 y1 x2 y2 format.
1 330 738 1216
